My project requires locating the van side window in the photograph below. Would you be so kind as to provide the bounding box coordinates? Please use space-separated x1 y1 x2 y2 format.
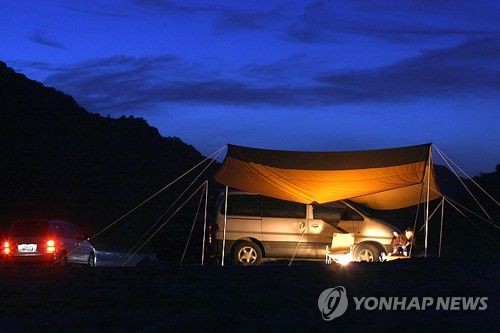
314 202 364 221
313 205 342 222
223 195 262 217
262 197 306 218
314 202 348 220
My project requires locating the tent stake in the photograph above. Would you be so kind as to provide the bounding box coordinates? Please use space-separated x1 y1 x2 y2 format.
222 186 228 266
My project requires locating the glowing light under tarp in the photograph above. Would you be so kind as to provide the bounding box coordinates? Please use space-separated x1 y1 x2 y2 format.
337 253 352 266
326 252 352 266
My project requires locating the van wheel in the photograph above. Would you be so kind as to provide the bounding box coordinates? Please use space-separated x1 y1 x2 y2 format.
354 244 380 262
233 241 262 266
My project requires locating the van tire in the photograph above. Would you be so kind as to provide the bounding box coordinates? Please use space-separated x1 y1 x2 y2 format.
232 241 262 266
354 244 380 262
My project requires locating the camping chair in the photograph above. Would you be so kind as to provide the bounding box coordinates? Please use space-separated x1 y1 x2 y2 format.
325 233 355 264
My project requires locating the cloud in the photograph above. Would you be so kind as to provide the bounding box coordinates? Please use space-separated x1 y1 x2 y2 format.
63 3 136 19
131 0 215 14
29 30 66 50
286 1 338 43
132 0 281 33
42 55 181 112
287 0 500 43
38 54 315 113
215 11 272 31
318 38 500 101
34 38 500 115
240 54 323 86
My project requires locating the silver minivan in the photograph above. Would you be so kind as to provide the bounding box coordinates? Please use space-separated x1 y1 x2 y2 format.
215 191 399 265
3 220 96 266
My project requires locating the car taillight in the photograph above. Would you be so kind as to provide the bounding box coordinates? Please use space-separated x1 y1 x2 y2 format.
46 239 56 253
3 241 9 255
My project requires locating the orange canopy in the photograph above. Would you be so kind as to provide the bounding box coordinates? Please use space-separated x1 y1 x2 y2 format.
214 144 442 210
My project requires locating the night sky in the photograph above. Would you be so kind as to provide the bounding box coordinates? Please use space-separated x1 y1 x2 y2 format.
1 0 499 175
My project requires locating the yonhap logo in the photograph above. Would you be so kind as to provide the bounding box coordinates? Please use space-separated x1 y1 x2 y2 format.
318 286 488 321
318 286 348 320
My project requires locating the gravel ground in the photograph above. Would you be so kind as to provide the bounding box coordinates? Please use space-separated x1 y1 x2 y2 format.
0 258 498 332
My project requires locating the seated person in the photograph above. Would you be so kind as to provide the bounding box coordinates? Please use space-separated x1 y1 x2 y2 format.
403 227 415 255
391 231 409 256
391 227 414 256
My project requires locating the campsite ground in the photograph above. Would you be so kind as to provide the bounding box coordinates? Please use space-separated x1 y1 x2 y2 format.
0 257 498 332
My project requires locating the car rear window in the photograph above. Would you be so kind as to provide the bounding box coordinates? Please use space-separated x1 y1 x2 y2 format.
8 221 49 237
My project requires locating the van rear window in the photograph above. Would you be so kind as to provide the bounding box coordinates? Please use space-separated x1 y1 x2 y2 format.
9 221 48 237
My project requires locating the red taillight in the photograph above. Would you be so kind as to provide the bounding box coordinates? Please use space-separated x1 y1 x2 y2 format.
3 241 10 255
46 239 56 253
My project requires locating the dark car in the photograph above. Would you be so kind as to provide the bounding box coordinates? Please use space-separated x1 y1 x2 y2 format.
2 220 96 266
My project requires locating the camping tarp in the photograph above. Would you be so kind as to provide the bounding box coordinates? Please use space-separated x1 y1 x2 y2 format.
214 143 442 210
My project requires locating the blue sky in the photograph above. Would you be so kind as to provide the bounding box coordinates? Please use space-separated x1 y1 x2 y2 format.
1 0 499 174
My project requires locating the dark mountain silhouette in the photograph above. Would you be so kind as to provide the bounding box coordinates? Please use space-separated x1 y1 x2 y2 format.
0 61 217 250
442 165 500 258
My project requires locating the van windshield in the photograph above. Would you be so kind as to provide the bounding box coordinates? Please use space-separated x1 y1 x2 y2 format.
344 201 371 217
9 221 48 237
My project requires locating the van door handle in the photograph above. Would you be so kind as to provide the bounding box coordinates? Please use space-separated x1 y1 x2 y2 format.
312 224 319 228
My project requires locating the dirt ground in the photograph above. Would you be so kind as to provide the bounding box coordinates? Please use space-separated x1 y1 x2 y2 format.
0 258 498 332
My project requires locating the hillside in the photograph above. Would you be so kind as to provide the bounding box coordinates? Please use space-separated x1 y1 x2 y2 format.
0 61 213 249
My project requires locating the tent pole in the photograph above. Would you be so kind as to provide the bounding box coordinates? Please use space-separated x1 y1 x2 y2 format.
201 180 208 266
425 148 431 258
409 183 425 258
221 186 228 267
439 197 445 258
